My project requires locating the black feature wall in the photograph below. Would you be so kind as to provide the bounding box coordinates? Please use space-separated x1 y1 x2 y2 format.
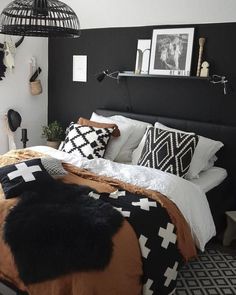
48 23 236 129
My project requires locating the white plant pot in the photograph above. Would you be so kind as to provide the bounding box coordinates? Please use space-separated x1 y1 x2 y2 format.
46 140 61 149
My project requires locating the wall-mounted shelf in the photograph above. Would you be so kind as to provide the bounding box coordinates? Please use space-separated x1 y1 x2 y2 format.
118 71 211 80
118 72 229 94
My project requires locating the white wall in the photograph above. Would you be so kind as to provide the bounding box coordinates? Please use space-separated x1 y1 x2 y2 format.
0 37 48 154
0 0 48 154
67 0 236 29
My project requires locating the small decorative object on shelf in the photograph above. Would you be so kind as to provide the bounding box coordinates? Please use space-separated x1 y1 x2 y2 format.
135 39 151 75
42 121 64 149
21 128 28 148
196 37 206 76
200 61 210 77
149 28 194 76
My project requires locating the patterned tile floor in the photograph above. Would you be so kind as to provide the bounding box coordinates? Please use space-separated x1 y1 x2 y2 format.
0 243 235 295
176 243 236 295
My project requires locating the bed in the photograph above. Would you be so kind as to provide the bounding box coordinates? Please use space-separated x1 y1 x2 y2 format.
0 109 234 295
95 109 236 234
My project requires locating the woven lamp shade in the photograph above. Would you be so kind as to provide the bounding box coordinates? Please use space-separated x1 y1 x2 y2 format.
0 0 80 38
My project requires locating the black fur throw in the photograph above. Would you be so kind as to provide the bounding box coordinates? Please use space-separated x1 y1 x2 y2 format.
4 182 124 284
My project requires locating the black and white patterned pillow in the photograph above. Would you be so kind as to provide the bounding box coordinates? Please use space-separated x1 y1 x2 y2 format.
41 157 67 176
0 158 54 199
59 123 113 159
138 127 199 178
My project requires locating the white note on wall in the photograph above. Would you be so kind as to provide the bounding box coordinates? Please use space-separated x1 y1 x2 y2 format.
73 55 87 82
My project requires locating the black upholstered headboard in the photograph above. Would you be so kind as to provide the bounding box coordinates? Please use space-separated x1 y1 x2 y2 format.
96 109 236 180
96 109 236 233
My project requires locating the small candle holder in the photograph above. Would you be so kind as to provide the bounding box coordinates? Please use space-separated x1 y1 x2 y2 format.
21 128 29 148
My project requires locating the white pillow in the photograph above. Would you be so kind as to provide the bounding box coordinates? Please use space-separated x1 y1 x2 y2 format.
90 112 132 161
132 129 149 165
202 155 218 172
111 115 152 163
154 122 224 179
190 166 227 193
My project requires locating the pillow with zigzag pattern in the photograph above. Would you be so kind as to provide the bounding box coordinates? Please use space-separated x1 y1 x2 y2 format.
138 127 199 178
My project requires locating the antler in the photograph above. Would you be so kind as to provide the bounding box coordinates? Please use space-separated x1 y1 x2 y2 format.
15 36 24 48
0 36 24 50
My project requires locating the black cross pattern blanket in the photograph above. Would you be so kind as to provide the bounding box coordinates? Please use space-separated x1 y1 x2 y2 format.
0 153 186 294
88 189 184 295
0 149 197 295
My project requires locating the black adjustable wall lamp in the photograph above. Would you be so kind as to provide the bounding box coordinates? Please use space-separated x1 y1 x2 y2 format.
210 74 229 95
96 70 120 82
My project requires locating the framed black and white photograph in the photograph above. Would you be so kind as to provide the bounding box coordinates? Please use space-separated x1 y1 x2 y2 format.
149 28 195 76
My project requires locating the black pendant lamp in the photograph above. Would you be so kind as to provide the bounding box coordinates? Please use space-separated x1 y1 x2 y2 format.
0 0 80 38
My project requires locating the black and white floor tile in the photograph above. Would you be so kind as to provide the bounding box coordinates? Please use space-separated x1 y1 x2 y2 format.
176 248 236 295
0 245 235 295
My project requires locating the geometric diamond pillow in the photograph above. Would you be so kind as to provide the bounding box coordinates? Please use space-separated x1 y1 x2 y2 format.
0 158 54 199
138 127 199 178
59 123 114 160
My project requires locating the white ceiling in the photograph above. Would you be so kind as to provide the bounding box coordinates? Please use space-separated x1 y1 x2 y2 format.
65 0 236 29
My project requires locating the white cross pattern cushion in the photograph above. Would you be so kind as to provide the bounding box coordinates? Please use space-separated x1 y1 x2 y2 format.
138 127 199 178
59 122 114 160
0 158 54 199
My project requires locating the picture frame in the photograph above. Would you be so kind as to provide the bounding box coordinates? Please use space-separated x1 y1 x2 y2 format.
149 28 195 76
134 39 151 75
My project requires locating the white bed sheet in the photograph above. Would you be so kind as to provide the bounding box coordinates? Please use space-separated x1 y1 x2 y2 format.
190 167 227 193
29 146 216 251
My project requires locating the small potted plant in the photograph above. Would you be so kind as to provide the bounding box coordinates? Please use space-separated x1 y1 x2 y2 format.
42 121 64 149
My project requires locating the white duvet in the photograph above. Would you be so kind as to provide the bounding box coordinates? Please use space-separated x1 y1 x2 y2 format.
30 146 216 251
